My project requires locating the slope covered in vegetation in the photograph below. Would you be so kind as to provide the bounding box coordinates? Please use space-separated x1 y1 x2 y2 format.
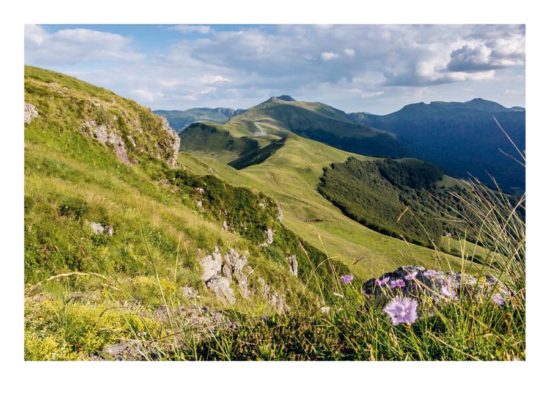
24 67 524 361
349 99 525 193
24 66 349 359
318 157 470 247
219 96 406 157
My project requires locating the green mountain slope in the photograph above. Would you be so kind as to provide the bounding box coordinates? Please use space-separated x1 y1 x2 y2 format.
215 96 406 157
348 98 525 193
178 130 476 279
24 66 353 359
319 157 471 248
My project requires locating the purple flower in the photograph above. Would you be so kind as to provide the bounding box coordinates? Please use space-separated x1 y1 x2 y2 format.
492 293 505 306
423 269 439 279
341 274 354 285
404 271 418 281
390 279 406 289
441 283 457 299
375 276 390 287
384 297 418 326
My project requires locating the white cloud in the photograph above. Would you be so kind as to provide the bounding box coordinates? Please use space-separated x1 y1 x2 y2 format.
200 74 232 84
25 24 525 112
25 24 142 65
343 48 356 57
172 25 212 34
130 88 164 103
321 51 339 61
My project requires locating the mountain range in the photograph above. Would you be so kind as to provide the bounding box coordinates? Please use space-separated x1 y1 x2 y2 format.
153 107 245 131
162 97 525 193
24 66 522 360
348 98 525 193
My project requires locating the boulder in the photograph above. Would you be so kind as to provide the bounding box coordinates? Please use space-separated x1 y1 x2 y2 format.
200 247 222 282
206 276 235 305
89 222 113 236
363 266 511 306
24 102 38 124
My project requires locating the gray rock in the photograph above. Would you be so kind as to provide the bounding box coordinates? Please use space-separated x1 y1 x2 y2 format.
206 276 235 305
89 222 113 236
81 120 130 164
181 286 198 299
287 255 298 276
261 228 274 247
363 266 511 306
24 102 38 124
277 206 283 223
200 248 222 282
258 276 288 313
159 116 180 167
103 340 145 360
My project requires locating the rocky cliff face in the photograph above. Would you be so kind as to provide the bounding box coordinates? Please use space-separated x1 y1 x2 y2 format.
24 66 179 167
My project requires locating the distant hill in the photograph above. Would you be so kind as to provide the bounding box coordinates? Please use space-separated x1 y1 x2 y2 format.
217 96 406 158
348 98 525 193
154 107 245 132
319 157 472 248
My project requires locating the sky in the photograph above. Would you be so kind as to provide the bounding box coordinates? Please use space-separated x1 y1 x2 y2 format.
24 24 525 114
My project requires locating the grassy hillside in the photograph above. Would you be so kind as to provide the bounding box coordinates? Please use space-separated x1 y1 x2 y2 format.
221 96 406 157
24 67 523 361
318 157 472 247
24 66 350 359
178 133 478 279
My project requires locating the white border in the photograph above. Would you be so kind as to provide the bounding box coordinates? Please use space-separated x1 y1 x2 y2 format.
1 1 548 392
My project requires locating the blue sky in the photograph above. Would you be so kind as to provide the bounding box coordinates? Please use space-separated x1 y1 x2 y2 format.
25 24 525 114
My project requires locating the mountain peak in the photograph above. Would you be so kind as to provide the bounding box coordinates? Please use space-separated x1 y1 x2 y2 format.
462 98 507 112
275 95 296 102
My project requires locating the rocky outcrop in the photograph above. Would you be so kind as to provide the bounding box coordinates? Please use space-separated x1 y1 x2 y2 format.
222 248 251 298
103 305 237 360
181 286 198 299
89 222 114 236
200 247 223 282
102 340 143 360
159 116 180 167
363 266 511 307
24 102 38 124
206 276 235 305
258 277 288 313
199 247 253 304
81 120 131 164
287 255 298 276
261 228 274 247
277 206 283 223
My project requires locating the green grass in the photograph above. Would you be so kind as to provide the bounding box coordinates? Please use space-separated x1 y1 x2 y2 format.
24 66 524 361
178 135 477 280
318 157 477 248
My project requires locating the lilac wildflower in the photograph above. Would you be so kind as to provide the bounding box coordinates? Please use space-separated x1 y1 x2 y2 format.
390 279 406 289
492 293 505 306
441 283 457 299
375 276 390 287
341 274 354 285
404 271 418 281
423 269 439 278
384 297 418 326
